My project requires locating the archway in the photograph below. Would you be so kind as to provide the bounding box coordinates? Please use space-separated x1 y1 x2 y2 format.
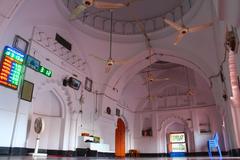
115 118 125 157
167 123 188 156
158 116 194 153
27 89 66 150
26 80 73 150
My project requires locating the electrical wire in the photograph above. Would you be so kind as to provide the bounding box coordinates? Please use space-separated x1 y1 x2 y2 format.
208 47 228 88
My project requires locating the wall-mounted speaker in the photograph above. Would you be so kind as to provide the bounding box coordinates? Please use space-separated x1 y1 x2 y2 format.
62 77 81 90
63 78 68 86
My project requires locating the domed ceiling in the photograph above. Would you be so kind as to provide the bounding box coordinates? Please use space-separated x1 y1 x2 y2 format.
63 0 196 35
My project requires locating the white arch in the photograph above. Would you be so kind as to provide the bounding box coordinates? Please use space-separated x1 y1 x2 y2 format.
34 80 72 114
157 116 193 153
107 48 212 95
101 47 214 115
28 80 73 150
114 116 129 132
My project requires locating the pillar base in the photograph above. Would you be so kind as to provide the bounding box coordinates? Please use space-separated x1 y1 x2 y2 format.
30 153 47 159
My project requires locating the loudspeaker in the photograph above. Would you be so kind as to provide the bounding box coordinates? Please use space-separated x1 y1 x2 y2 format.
63 78 68 86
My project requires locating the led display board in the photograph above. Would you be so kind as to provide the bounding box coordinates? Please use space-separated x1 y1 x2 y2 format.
0 46 25 90
39 66 52 77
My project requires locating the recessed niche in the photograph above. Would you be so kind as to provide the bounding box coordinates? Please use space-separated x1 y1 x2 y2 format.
199 114 211 133
142 116 153 137
106 107 111 115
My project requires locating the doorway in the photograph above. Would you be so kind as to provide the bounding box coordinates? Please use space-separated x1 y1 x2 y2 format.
115 118 125 157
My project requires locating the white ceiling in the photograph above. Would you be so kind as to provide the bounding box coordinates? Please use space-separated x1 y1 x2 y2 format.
86 0 182 21
63 0 196 34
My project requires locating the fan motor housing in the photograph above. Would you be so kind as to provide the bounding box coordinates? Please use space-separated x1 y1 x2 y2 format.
226 27 239 53
83 0 94 7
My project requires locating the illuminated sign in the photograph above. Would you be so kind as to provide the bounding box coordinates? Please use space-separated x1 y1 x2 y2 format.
171 143 187 152
0 46 25 90
25 55 40 71
39 66 52 77
170 133 185 143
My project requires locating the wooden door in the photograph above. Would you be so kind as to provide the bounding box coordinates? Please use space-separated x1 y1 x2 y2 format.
115 118 125 157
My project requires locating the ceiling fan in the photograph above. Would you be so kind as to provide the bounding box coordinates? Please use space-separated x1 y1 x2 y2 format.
144 76 156 102
90 11 128 73
184 66 195 96
142 48 169 85
69 0 137 20
164 18 213 45
142 70 169 85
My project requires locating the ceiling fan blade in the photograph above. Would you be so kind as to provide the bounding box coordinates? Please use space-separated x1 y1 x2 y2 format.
139 69 159 74
186 89 195 96
188 22 213 33
125 0 142 6
90 54 107 62
142 78 169 85
69 4 87 20
154 78 170 81
164 19 183 31
147 95 156 102
94 1 126 9
113 59 129 65
174 33 185 45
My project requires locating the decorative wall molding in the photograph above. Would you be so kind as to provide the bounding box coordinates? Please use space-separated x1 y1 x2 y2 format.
34 79 72 114
158 115 191 132
32 26 88 74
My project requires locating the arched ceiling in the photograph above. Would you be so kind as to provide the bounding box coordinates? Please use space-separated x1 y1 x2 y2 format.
59 0 216 112
63 0 196 35
120 60 215 112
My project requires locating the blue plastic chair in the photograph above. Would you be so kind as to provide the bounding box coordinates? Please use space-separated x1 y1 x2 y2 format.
207 133 222 159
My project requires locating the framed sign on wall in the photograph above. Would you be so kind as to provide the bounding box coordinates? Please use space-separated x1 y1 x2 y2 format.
13 35 29 53
20 80 34 102
25 55 40 72
84 77 92 92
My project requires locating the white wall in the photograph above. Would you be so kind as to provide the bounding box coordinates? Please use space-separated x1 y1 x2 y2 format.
133 106 225 153
0 0 96 150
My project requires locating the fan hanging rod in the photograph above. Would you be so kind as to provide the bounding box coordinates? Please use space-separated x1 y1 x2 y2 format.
109 10 113 59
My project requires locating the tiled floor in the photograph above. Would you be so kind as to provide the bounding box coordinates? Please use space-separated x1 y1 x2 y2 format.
0 157 240 160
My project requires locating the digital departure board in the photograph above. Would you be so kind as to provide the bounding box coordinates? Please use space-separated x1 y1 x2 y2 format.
0 46 25 90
